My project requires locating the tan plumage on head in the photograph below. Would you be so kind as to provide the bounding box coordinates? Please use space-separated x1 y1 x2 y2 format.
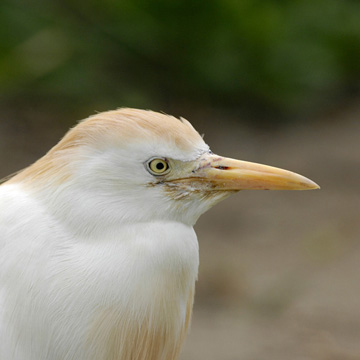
0 108 319 360
10 109 203 186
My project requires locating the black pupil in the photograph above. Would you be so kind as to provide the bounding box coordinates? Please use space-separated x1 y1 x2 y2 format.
156 162 165 170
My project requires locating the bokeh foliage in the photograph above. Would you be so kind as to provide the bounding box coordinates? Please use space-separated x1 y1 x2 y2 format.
0 0 359 119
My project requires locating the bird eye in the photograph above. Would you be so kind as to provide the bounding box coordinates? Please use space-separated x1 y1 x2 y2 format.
147 158 170 175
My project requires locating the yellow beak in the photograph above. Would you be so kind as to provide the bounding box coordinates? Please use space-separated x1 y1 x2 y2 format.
188 154 319 191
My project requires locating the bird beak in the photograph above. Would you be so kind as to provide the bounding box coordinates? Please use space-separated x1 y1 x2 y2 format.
178 154 320 191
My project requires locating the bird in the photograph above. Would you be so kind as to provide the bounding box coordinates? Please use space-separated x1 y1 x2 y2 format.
0 108 319 360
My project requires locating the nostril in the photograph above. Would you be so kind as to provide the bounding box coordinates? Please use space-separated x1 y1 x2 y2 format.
215 166 229 170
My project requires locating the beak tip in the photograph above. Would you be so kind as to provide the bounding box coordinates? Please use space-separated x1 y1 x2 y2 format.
302 178 320 190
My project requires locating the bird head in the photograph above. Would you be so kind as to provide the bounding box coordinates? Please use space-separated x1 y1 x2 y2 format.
12 108 319 233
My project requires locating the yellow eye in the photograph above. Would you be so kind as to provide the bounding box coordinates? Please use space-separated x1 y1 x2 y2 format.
147 158 170 175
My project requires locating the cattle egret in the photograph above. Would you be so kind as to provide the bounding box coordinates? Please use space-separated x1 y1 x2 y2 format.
0 108 319 360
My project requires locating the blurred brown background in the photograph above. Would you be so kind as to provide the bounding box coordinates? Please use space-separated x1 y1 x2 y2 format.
1 1 360 359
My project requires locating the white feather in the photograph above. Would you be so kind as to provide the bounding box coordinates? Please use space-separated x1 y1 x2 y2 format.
0 109 212 360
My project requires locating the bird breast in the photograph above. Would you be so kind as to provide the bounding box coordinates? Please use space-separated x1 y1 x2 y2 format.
81 221 200 360
0 184 199 360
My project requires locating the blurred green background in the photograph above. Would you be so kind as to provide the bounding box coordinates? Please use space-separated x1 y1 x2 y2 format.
1 0 360 120
1 1 360 359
